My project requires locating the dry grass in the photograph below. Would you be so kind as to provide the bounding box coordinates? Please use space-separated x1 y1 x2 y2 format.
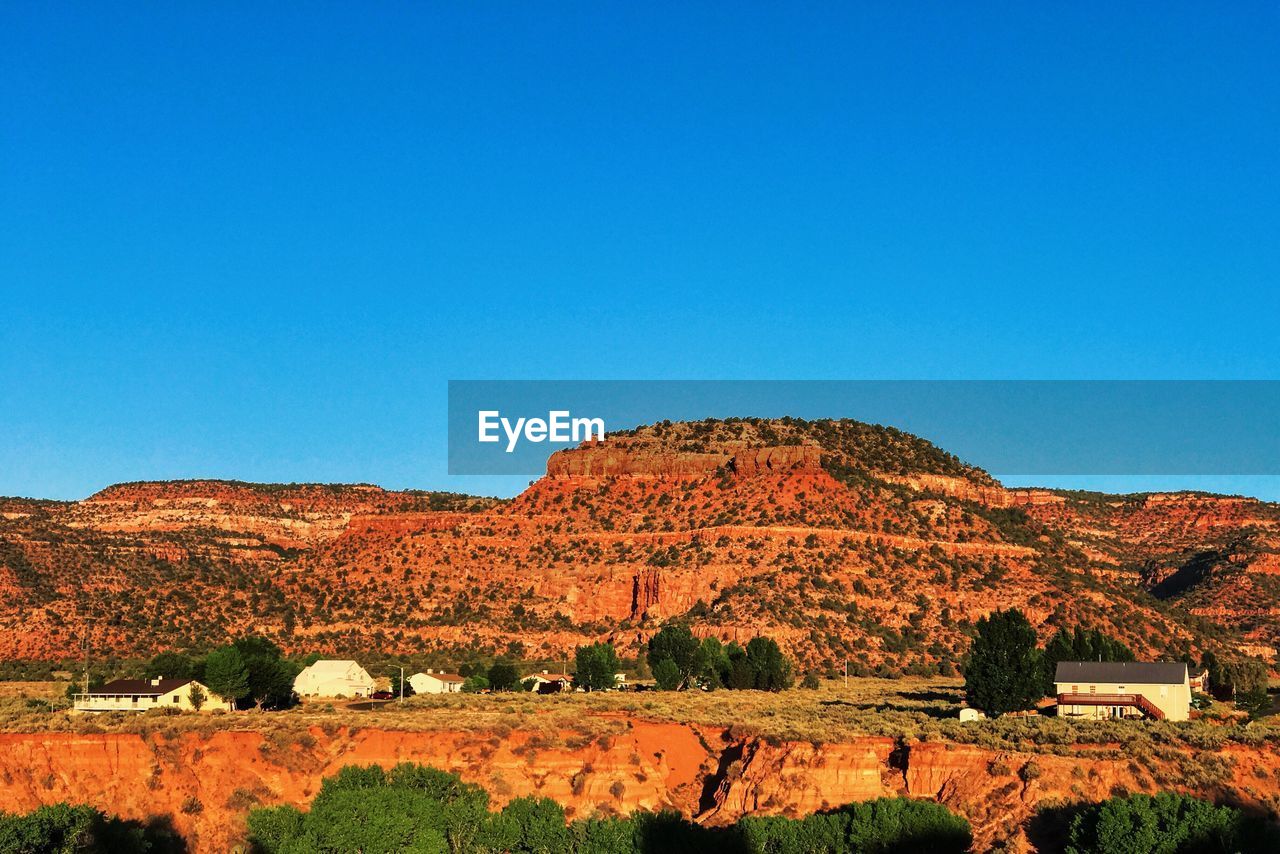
1 678 1276 759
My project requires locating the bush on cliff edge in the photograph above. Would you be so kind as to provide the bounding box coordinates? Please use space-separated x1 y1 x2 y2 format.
247 762 972 854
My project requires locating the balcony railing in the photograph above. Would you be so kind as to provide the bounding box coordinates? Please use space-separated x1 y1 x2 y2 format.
1057 692 1165 720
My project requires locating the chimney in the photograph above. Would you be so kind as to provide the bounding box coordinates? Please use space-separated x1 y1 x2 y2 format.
151 678 161 686
542 669 549 674
427 668 433 674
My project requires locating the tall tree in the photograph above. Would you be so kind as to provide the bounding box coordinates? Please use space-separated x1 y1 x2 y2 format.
965 608 1044 716
646 624 700 690
652 658 681 691
745 636 793 691
226 636 299 709
203 646 250 707
574 642 619 692
143 651 196 681
1041 627 1133 693
487 662 519 692
696 637 728 689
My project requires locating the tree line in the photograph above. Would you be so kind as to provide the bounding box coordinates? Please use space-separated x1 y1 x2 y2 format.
7 779 1277 853
645 625 793 691
247 763 971 853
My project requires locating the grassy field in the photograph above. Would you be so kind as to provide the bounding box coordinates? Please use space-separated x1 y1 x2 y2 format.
1 677 1277 759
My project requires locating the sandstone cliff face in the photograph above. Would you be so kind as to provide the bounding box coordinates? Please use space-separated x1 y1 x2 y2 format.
2 418 1279 661
545 442 825 480
1 722 1277 853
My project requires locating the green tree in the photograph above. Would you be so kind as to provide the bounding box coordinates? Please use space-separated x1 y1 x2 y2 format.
203 646 250 706
389 669 414 698
646 624 700 690
1235 685 1271 721
249 764 490 854
1200 650 1221 681
964 608 1044 716
1222 659 1268 698
725 644 755 690
745 636 793 691
652 658 681 691
574 642 620 692
478 796 571 853
462 674 489 693
1065 792 1280 854
696 637 729 689
143 651 196 681
230 636 299 710
187 683 206 711
0 804 151 854
488 662 520 692
738 797 971 853
248 763 979 854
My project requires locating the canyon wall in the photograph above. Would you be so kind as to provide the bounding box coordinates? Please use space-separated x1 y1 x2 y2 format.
0 721 1276 852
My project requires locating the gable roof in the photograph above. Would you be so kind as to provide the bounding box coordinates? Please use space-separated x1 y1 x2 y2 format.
300 660 368 679
96 678 194 696
414 671 464 683
1055 661 1188 685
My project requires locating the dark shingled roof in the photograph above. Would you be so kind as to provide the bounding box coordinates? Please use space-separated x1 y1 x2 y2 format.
1055 661 1188 685
95 678 194 696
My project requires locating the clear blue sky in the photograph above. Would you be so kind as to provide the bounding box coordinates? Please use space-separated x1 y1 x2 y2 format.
2 4 1278 501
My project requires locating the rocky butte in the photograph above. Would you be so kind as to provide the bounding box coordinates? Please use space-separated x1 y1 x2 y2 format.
0 417 1276 666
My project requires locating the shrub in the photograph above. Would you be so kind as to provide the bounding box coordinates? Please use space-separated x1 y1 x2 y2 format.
0 804 152 853
1064 792 1280 854
738 797 971 853
248 764 973 853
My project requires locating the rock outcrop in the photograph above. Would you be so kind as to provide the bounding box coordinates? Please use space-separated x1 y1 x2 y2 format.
0 720 1277 853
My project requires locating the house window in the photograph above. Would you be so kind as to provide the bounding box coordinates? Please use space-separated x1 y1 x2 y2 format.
1089 685 1096 694
1072 685 1078 693
132 696 138 705
173 695 180 704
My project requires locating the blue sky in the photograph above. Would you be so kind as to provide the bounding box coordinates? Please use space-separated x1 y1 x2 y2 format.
2 4 1278 500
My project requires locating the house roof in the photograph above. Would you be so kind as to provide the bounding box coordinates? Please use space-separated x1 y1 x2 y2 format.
414 671 464 683
299 660 368 679
1055 661 1188 685
95 678 193 696
533 673 571 682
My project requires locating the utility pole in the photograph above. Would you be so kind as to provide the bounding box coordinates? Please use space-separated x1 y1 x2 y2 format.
397 666 405 702
82 624 91 697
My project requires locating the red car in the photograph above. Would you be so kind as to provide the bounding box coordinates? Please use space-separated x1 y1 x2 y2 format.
370 690 395 700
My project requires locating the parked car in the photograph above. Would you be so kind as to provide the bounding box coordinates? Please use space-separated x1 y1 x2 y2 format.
370 690 395 700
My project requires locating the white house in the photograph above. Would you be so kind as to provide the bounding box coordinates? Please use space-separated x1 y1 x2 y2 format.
73 678 223 713
293 660 376 698
526 670 572 693
409 669 465 695
1055 661 1191 722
